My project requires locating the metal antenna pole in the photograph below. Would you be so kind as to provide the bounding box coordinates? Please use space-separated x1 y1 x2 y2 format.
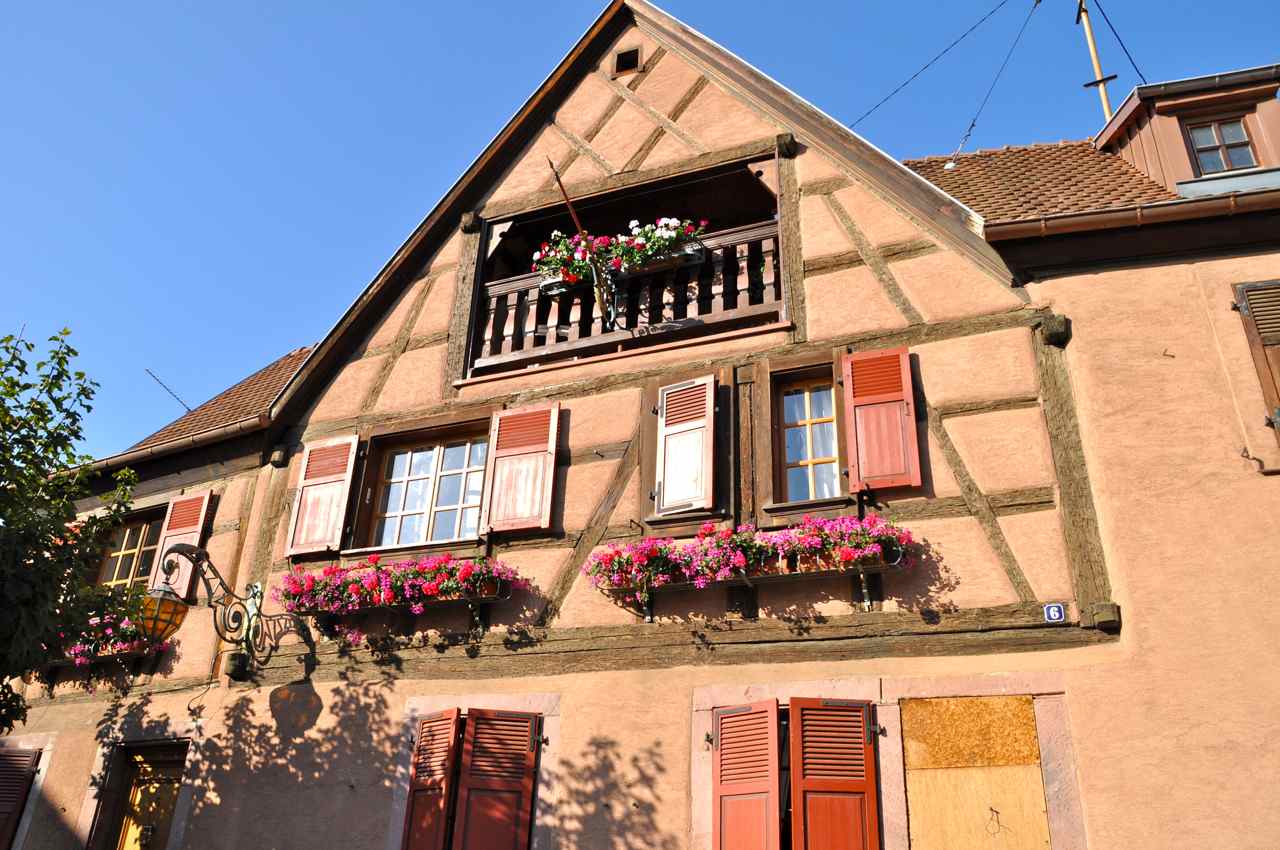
1076 0 1116 121
545 158 614 328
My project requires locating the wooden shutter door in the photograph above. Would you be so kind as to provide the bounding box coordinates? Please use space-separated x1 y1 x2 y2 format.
480 403 560 533
451 709 539 850
841 348 921 490
286 435 359 555
148 491 211 603
655 375 715 515
402 709 463 850
712 699 781 850
1236 282 1280 439
789 698 880 850
0 748 40 850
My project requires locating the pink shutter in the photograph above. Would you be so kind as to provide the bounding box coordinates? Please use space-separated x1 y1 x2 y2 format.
286 435 359 556
712 699 780 850
402 709 463 850
451 709 540 850
789 698 880 850
480 403 560 533
655 375 715 515
148 491 211 603
0 748 40 850
841 348 921 490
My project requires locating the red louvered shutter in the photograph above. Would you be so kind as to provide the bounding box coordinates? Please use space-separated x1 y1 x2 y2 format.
402 709 463 850
148 491 211 603
655 375 715 515
480 403 560 533
789 698 880 850
451 709 540 850
841 348 921 490
286 435 359 556
1235 282 1280 440
0 748 40 850
712 699 780 850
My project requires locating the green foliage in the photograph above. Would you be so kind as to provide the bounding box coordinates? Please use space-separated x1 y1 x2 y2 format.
0 330 134 733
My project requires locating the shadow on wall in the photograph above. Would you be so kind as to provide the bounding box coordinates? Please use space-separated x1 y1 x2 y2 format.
538 736 681 850
882 538 960 614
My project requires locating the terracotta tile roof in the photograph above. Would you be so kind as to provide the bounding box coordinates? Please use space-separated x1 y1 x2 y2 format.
130 346 313 451
904 140 1178 224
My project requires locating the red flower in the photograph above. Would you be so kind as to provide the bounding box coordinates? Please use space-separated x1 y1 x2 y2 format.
610 257 623 270
699 219 709 228
564 271 579 283
541 242 549 251
457 563 475 583
348 584 361 597
684 224 695 234
368 553 381 565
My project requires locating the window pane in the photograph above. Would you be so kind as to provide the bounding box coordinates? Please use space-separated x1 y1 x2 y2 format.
784 427 808 463
399 514 424 545
811 421 836 458
99 557 117 583
431 510 458 541
114 552 137 582
442 443 468 471
136 548 156 579
1220 121 1247 144
1227 145 1256 169
813 463 839 499
1189 125 1217 148
143 520 163 546
1197 149 1225 174
409 448 435 477
785 467 810 501
464 471 484 502
460 507 480 538
123 525 140 550
403 478 429 513
469 440 488 467
435 473 462 507
380 482 405 514
374 518 397 548
810 386 834 419
782 390 806 424
387 450 410 480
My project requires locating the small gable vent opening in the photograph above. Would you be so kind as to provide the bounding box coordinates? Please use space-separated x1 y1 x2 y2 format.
614 47 641 76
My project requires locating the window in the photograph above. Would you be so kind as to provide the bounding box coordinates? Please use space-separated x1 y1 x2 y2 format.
779 379 839 501
87 742 188 850
1188 118 1257 175
613 46 641 76
374 437 488 547
400 708 541 850
99 516 162 588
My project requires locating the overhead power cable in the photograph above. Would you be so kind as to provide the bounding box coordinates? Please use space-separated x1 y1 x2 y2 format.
849 0 1016 128
1090 0 1147 84
944 0 1042 165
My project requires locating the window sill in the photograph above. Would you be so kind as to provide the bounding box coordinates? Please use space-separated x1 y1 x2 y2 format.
338 538 484 561
1176 165 1280 198
761 495 854 515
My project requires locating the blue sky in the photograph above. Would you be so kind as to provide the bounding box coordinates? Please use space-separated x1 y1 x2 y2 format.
3 1 1276 459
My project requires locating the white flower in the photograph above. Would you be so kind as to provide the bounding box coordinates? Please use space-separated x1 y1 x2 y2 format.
532 251 541 261
628 219 639 230
634 237 646 246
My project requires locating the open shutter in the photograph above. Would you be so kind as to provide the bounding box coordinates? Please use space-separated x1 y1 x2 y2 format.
712 699 780 850
148 491 211 603
655 375 715 515
0 748 39 850
451 709 540 850
789 698 880 850
286 434 359 556
1236 282 1280 437
841 347 921 490
480 403 560 533
402 709 463 850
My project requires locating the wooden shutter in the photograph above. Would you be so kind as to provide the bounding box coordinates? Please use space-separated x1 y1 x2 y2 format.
402 709 463 850
286 434 359 556
148 491 211 603
655 375 715 515
789 698 880 850
0 748 40 850
841 348 921 490
1236 282 1280 439
480 403 560 533
712 699 780 850
451 709 540 850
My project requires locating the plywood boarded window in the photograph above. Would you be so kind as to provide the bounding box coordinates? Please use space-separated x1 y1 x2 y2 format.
841 347 921 490
1235 280 1280 443
287 435 359 555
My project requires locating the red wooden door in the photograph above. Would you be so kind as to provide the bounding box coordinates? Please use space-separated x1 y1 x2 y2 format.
712 699 781 850
450 709 540 850
402 709 463 850
789 698 880 850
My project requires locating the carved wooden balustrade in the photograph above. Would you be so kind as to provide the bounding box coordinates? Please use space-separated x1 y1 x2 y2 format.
469 221 783 374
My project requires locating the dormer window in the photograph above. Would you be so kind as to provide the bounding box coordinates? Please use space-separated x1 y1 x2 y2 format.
1188 118 1257 175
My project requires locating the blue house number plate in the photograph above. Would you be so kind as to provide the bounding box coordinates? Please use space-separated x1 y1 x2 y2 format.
1043 602 1066 623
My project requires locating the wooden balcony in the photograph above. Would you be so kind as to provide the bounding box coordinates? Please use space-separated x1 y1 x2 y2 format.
469 221 784 374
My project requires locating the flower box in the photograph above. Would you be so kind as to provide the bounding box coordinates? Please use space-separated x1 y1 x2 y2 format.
294 579 510 622
43 646 163 673
613 243 705 281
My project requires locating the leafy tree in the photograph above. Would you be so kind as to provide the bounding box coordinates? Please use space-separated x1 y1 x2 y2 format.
0 330 134 733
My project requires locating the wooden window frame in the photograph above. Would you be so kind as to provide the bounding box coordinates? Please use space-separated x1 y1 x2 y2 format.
98 512 165 589
639 366 734 537
1184 113 1259 177
1234 279 1280 445
752 349 854 528
775 377 841 504
348 415 494 556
